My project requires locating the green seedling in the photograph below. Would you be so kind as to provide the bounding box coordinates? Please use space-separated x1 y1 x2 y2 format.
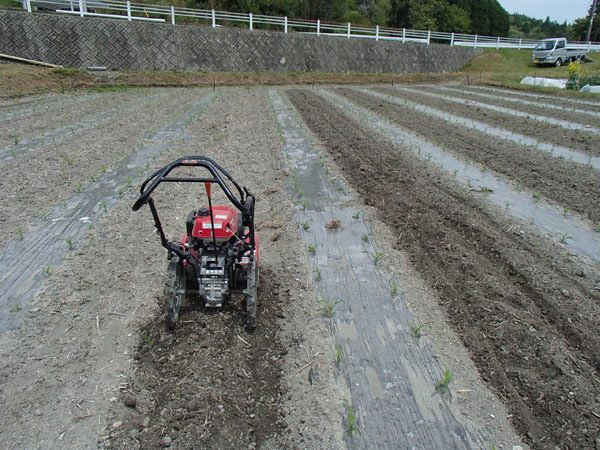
465 155 470 165
146 161 150 170
362 232 370 243
452 169 458 177
594 222 600 233
300 220 310 231
534 192 541 202
17 226 23 241
479 186 493 195
481 161 487 172
76 184 83 193
558 232 572 243
102 164 107 173
515 180 522 190
117 188 124 196
126 176 132 187
308 243 320 256
563 208 568 217
391 280 398 297
435 366 453 396
138 331 157 349
41 211 49 221
10 303 21 313
14 135 19 145
426 152 432 161
505 201 511 209
313 267 321 281
300 201 308 211
102 200 107 212
64 239 74 250
529 217 535 224
343 399 359 437
410 323 428 338
90 174 96 182
43 265 50 276
317 299 342 318
297 190 304 200
352 211 360 220
336 344 343 366
364 250 383 266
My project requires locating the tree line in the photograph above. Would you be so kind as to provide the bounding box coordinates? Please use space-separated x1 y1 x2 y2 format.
180 0 511 36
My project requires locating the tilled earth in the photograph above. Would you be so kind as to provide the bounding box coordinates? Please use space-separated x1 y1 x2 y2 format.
286 88 600 449
337 87 600 223
0 83 599 450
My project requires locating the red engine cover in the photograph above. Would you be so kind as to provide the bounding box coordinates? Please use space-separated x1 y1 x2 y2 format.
191 206 239 242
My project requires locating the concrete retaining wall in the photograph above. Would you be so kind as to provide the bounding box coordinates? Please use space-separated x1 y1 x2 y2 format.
0 9 481 73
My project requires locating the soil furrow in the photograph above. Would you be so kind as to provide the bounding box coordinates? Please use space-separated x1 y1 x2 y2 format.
0 90 152 150
0 89 199 248
433 86 600 127
468 85 600 111
383 86 600 156
336 87 600 223
286 88 600 450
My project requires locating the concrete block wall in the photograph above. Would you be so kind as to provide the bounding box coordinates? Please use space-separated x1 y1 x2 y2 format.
0 9 481 73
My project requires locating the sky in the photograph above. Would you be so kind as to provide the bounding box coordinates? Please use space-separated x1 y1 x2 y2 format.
498 0 593 24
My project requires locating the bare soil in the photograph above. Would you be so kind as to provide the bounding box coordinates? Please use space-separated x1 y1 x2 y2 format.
390 86 600 156
286 88 600 450
337 87 600 223
429 86 600 128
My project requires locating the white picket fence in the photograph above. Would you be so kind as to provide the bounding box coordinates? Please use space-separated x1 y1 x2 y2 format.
21 0 600 51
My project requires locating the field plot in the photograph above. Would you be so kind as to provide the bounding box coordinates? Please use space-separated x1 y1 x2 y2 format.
0 84 598 450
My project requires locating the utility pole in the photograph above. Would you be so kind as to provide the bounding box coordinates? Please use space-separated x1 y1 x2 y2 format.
586 0 598 42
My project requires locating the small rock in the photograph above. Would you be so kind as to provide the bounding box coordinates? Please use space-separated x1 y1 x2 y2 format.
139 416 150 428
512 446 524 450
161 436 172 447
122 395 137 408
112 421 122 429
109 396 118 403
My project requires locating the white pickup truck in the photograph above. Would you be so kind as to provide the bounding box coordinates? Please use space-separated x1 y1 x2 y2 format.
532 37 587 67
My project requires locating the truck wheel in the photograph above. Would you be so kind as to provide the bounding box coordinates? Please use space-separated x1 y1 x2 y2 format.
555 59 562 67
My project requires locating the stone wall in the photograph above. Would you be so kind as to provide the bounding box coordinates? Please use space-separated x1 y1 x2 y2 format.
0 9 481 73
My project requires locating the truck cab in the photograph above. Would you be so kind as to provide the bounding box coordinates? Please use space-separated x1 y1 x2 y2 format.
532 37 586 67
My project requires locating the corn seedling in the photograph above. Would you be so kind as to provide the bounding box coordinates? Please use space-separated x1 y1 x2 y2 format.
481 162 487 172
297 190 304 200
308 243 320 256
558 232 572 243
146 161 150 170
465 155 470 165
410 323 428 338
14 135 19 145
453 169 458 177
336 344 343 366
139 331 157 349
76 184 83 193
117 188 124 196
43 265 50 276
435 367 453 396
90 174 97 182
364 250 383 266
126 176 132 187
343 399 359 437
391 280 398 297
594 222 600 233
534 192 541 202
102 200 107 212
426 152 432 161
313 267 321 281
10 303 21 313
563 208 568 217
362 232 370 243
64 239 74 250
505 201 511 209
529 217 535 224
301 201 307 211
17 226 23 241
317 299 342 318
41 211 49 221
300 220 310 231
352 211 360 220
